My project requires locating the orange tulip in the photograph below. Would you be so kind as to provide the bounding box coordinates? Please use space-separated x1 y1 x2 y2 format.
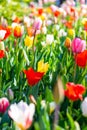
14 26 23 38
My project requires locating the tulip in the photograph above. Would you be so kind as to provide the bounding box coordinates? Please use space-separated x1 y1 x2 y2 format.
42 26 47 34
0 25 11 40
7 88 14 100
68 29 75 39
81 97 87 117
33 18 42 30
24 36 33 48
50 5 58 13
8 101 35 130
37 60 49 74
75 50 87 68
0 97 10 113
14 25 23 38
24 16 30 27
71 38 86 53
0 30 6 40
23 67 44 86
0 50 5 59
46 34 54 45
64 37 71 48
65 82 85 101
58 29 67 37
53 77 64 104
0 41 5 50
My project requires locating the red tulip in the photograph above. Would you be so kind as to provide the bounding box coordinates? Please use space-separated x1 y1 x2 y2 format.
0 97 10 113
65 82 85 101
54 10 61 17
13 16 21 23
24 67 44 86
75 50 87 68
38 8 43 15
0 50 5 59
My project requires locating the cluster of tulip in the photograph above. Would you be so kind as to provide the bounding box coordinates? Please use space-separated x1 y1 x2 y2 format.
0 0 87 130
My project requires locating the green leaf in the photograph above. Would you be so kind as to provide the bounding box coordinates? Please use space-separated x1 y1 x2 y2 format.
54 125 65 130
67 112 75 130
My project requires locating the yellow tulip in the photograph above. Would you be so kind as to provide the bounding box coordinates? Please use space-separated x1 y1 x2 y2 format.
68 29 75 39
24 36 33 48
82 18 87 25
39 15 45 21
37 60 49 74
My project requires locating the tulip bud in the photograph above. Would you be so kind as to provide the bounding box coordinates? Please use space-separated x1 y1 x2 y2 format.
64 37 71 48
7 88 14 100
53 77 64 104
81 97 87 117
49 102 56 114
71 38 86 53
29 95 37 105
0 97 10 113
0 42 5 51
41 100 47 109
80 30 86 40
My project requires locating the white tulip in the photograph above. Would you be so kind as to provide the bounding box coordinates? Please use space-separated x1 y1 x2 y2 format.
0 30 6 40
81 97 87 117
42 26 47 34
8 101 35 129
46 34 54 45
58 29 67 37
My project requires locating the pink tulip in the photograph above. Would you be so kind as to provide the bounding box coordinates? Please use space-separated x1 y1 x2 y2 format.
71 38 86 53
33 18 42 30
50 5 58 12
0 97 10 113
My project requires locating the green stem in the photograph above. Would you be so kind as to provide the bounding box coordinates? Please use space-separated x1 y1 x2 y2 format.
73 61 77 83
30 84 39 100
0 73 2 90
32 30 36 67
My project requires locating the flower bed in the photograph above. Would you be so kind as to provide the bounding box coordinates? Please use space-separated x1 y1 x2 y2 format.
0 0 87 130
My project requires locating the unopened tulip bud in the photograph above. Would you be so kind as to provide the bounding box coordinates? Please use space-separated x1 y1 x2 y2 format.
0 42 5 51
80 30 86 40
41 100 47 109
64 37 71 48
0 97 10 113
53 77 64 104
0 69 2 74
7 88 14 100
49 102 56 114
29 95 37 105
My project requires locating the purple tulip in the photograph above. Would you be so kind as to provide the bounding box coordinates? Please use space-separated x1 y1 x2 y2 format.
72 38 86 53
